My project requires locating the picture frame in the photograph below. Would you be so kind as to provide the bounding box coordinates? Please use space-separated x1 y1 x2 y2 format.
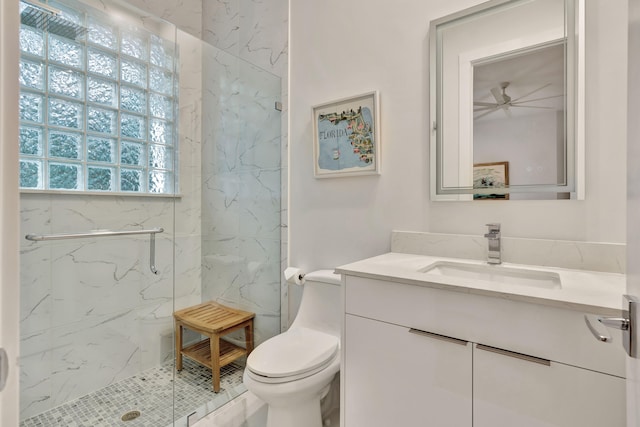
312 91 380 178
473 161 509 200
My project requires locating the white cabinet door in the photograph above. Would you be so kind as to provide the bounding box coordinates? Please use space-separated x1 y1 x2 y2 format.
473 343 626 427
344 314 472 427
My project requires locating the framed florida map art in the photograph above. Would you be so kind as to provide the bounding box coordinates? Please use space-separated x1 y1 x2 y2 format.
312 91 380 178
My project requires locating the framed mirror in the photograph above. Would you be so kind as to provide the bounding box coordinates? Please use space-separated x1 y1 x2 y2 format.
429 0 584 201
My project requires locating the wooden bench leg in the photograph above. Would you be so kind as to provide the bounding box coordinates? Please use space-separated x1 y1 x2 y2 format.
211 334 221 393
245 321 254 355
176 322 183 371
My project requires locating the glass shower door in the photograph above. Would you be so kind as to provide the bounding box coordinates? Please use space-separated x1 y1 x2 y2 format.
170 28 283 425
17 0 283 425
18 0 180 425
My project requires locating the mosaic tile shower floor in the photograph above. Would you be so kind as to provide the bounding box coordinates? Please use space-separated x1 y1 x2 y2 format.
20 359 247 427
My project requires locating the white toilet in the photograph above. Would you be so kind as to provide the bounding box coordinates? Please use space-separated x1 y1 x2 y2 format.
243 269 342 427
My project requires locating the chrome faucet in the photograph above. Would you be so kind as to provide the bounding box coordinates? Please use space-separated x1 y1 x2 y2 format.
484 223 501 264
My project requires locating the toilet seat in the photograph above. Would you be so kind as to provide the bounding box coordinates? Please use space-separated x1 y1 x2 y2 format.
246 328 339 384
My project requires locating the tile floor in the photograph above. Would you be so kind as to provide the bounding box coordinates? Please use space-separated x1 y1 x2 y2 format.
20 359 246 427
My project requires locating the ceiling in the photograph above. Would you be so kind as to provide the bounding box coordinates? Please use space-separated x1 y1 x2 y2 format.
473 43 565 121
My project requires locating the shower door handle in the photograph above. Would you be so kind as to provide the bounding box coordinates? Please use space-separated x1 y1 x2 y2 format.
0 348 8 391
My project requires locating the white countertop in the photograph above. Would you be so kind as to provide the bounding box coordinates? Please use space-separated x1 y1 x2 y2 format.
335 252 626 316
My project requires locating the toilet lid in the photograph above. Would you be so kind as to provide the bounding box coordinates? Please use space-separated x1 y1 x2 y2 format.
247 328 339 378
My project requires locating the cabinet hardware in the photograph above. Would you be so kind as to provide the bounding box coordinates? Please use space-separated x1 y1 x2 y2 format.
408 328 468 346
476 344 550 366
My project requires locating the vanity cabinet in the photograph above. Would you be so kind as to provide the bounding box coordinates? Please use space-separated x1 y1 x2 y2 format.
342 275 626 427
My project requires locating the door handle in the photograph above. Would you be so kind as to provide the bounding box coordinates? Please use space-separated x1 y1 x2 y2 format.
585 295 639 358
599 317 629 331
0 348 8 391
584 315 611 342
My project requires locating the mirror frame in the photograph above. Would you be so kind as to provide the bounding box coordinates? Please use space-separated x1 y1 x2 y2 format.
429 0 585 201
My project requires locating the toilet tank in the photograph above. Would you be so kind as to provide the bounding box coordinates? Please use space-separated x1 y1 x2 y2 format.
289 269 342 337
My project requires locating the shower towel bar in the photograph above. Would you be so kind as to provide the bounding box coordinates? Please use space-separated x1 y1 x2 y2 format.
25 227 164 274
25 227 164 241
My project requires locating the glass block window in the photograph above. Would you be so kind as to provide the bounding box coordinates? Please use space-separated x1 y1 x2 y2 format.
18 1 178 194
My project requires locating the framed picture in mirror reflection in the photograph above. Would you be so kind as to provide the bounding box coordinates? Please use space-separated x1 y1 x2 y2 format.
473 161 509 200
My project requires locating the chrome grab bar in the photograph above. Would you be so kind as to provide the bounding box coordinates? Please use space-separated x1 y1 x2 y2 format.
25 227 164 241
25 227 164 275
149 233 158 275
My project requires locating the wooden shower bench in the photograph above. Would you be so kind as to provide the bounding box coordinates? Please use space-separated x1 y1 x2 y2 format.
174 301 255 392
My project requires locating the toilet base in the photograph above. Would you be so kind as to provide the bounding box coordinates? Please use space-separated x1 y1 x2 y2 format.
258 380 333 427
243 359 339 427
242 342 340 427
266 399 323 427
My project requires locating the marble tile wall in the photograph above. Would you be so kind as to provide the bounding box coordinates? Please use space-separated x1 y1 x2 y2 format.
121 0 290 338
19 209 200 418
200 45 282 346
392 231 626 274
199 0 289 333
201 0 288 77
126 0 289 338
125 0 203 39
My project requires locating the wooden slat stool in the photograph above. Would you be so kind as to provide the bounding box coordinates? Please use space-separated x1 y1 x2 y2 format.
174 301 255 392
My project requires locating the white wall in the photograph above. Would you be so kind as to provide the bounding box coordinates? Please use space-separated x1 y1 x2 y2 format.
1 0 21 424
626 0 640 419
289 0 628 274
474 111 560 187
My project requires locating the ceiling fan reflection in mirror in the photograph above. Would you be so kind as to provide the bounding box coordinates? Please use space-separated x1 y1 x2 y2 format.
473 81 563 120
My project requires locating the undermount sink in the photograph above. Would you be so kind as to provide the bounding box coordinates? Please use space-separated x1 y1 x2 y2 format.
420 261 561 289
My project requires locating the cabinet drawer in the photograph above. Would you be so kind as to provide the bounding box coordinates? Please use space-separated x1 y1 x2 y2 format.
345 275 625 377
474 343 625 426
344 314 472 427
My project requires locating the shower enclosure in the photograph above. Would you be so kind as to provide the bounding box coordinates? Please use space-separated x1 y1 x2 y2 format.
18 0 282 425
